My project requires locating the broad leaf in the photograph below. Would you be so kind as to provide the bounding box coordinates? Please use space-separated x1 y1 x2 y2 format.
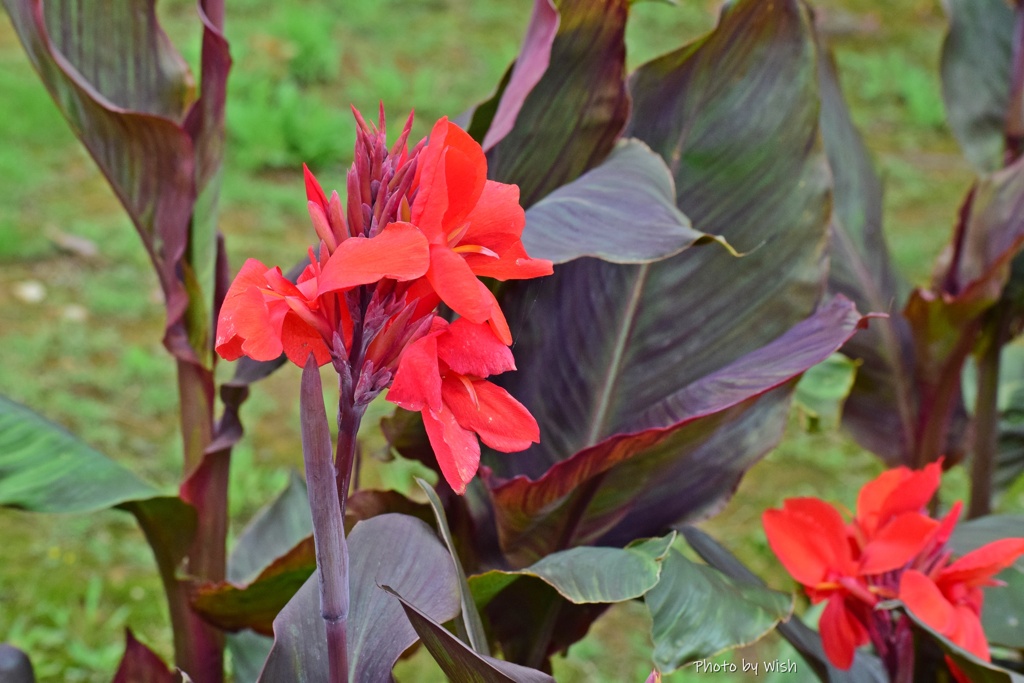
192 538 315 635
475 0 558 151
905 612 1024 683
521 139 728 264
112 630 178 683
2 0 230 361
941 0 1014 172
259 514 461 682
481 0 834 563
680 527 888 683
485 0 630 206
487 298 866 564
793 353 858 431
646 549 792 673
0 395 158 512
817 45 923 465
228 471 313 584
469 534 673 607
384 586 555 683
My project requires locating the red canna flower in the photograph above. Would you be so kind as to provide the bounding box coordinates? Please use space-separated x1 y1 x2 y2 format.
764 461 1024 677
217 107 549 497
215 222 430 367
900 537 1024 661
405 117 553 345
386 317 540 494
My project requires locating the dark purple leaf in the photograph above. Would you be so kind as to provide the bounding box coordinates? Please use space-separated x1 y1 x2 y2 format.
484 0 630 206
228 471 312 584
488 298 867 564
112 630 178 683
0 645 35 683
522 139 731 264
941 0 1014 172
478 0 559 151
3 0 232 362
816 44 923 465
384 586 555 683
259 514 461 682
487 0 835 563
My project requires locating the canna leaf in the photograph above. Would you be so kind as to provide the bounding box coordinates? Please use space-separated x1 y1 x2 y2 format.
385 586 555 683
483 0 630 206
521 139 730 265
258 514 461 683
941 0 1014 173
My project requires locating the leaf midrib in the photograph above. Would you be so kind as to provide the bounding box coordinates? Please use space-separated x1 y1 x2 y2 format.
583 264 649 447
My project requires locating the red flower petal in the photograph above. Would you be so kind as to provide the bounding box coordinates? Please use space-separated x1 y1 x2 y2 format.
465 240 554 281
422 402 481 495
856 461 941 537
819 595 868 670
940 538 1024 587
318 221 430 293
859 512 939 575
216 259 276 360
949 604 990 661
462 181 526 243
441 376 539 452
387 332 443 413
303 163 328 211
280 311 332 366
762 498 853 587
436 318 515 377
425 244 500 325
900 569 955 633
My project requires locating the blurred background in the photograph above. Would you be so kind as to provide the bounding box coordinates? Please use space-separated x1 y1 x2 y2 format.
0 0 992 679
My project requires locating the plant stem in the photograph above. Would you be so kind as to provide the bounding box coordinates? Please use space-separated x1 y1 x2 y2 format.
970 305 1009 518
301 359 350 683
174 359 226 682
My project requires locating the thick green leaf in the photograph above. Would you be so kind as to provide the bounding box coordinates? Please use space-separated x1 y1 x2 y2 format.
192 537 315 635
521 139 726 264
646 549 792 673
259 514 461 683
906 612 1024 682
793 353 858 431
941 0 1014 172
416 478 489 655
680 526 888 683
485 0 630 206
469 534 674 608
0 396 158 512
384 586 555 683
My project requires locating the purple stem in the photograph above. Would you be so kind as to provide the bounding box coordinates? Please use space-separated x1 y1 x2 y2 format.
300 357 350 683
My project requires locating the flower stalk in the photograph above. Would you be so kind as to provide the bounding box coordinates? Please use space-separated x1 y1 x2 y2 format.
301 356 350 683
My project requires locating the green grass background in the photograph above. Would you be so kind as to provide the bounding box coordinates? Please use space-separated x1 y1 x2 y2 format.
0 0 1017 680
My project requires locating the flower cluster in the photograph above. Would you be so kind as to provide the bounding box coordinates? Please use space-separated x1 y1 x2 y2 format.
215 108 553 493
763 461 1024 677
